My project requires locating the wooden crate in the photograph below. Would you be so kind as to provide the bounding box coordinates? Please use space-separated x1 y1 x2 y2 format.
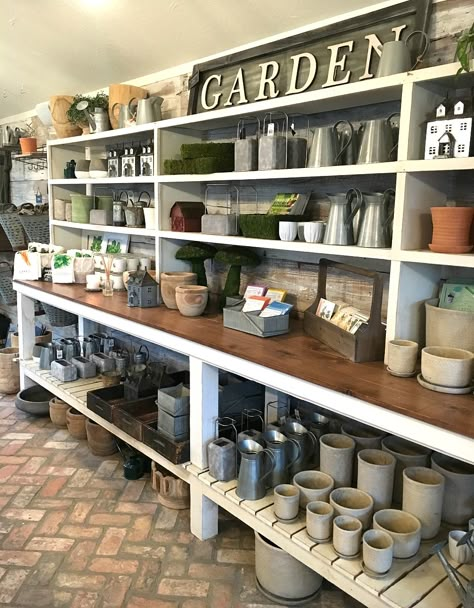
143 420 190 464
113 397 158 441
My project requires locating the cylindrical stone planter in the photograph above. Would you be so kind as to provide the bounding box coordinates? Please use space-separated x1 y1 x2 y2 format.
319 433 355 488
292 470 334 509
66 408 87 440
402 467 445 540
373 509 421 559
329 487 374 530
363 529 393 576
357 449 396 511
306 501 334 542
255 532 322 604
341 422 385 484
49 397 68 428
381 436 431 505
86 419 117 456
333 515 362 558
431 452 474 526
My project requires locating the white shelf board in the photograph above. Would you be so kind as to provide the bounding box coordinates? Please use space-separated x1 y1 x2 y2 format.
50 177 154 185
51 220 155 236
399 249 474 268
157 162 400 183
48 123 155 147
158 230 393 260
404 158 474 172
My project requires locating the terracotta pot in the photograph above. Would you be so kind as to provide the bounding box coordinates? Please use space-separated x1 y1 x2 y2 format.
402 466 445 540
319 433 355 488
425 299 474 353
49 397 68 428
175 285 208 317
160 272 197 309
152 463 190 509
19 137 37 154
329 487 374 530
49 96 82 138
86 419 117 456
373 509 421 559
357 449 396 511
430 207 474 253
66 408 87 439
431 452 474 526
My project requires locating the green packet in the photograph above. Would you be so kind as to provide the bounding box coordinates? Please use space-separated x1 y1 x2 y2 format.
439 279 474 312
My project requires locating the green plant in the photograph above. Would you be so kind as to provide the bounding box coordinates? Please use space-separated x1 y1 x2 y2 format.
66 92 109 126
455 23 474 73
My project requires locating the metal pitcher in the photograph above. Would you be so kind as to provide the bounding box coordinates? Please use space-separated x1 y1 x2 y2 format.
262 430 301 486
111 103 135 129
351 190 395 248
307 120 354 167
133 344 149 366
236 439 276 500
376 31 430 77
323 189 362 246
282 419 317 475
129 97 163 125
39 343 56 370
357 113 399 164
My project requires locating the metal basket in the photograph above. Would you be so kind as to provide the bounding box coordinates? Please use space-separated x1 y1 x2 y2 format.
18 214 50 244
0 262 16 305
42 303 77 327
0 212 27 251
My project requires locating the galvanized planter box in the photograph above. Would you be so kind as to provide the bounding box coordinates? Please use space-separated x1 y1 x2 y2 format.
223 298 289 338
50 359 78 382
158 409 190 442
157 383 190 417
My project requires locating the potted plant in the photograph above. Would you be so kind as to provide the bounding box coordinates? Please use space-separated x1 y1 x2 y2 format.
66 92 109 134
455 22 474 73
19 123 37 154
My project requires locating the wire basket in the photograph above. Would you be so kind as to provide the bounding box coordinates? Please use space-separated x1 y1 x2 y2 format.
0 212 27 251
18 214 50 244
0 262 16 305
42 303 77 327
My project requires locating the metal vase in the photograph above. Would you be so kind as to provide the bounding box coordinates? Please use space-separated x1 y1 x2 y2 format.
357 113 399 164
323 189 362 246
308 120 354 167
356 191 394 248
262 430 301 486
236 439 276 500
282 420 317 476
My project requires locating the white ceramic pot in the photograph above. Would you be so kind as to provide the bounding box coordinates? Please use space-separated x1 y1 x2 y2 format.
387 339 418 374
86 274 100 290
357 449 396 511
297 222 308 241
110 273 125 291
273 484 300 522
279 221 298 241
333 515 362 558
448 530 472 564
293 470 334 509
319 433 355 488
363 529 393 575
373 509 421 559
431 452 474 526
139 257 151 271
304 221 325 243
127 258 139 272
143 207 156 230
306 501 334 542
111 257 127 273
381 436 431 505
421 346 473 388
402 466 445 540
329 487 374 530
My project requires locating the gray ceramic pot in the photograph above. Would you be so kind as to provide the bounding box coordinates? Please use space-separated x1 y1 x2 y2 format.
431 452 474 526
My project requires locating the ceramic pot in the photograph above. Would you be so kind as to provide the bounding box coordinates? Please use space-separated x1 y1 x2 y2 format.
273 484 300 522
304 221 325 243
431 452 474 526
49 95 82 138
387 340 418 375
421 346 473 388
373 509 421 559
254 532 322 603
49 397 68 428
70 194 94 224
363 529 393 575
430 207 474 253
279 221 298 241
175 285 208 317
160 272 197 309
381 436 431 505
402 466 445 540
333 515 362 558
144 207 155 230
86 419 117 456
425 299 474 353
66 408 87 440
54 198 67 221
448 530 472 565
306 501 334 542
293 470 334 509
329 487 374 530
319 433 355 488
357 449 396 510
341 422 385 484
19 137 37 154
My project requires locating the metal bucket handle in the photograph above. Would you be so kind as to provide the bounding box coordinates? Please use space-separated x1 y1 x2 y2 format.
236 115 261 140
405 30 430 69
263 111 289 168
387 112 400 160
345 187 364 227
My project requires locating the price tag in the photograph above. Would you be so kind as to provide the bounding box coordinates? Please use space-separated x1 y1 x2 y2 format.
267 122 275 136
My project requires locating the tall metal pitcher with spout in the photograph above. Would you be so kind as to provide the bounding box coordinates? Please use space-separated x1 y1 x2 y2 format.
282 420 317 476
262 430 301 486
323 189 363 246
357 113 399 164
353 190 395 248
236 439 276 500
129 97 163 125
308 120 354 167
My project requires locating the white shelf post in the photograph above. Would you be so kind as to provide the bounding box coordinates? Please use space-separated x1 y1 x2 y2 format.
17 292 36 389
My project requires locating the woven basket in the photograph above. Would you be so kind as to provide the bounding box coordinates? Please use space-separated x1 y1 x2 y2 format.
0 347 20 394
43 303 77 327
0 212 27 251
18 214 50 244
0 262 16 305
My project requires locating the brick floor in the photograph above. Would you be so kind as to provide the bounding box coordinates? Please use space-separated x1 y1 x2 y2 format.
0 395 363 607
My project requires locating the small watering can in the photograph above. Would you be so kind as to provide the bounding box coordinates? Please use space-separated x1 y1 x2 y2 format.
111 103 135 129
323 189 363 246
113 191 128 227
125 191 150 228
236 439 276 500
376 31 430 77
129 97 163 125
133 344 149 366
357 113 400 164
76 100 110 133
307 120 354 167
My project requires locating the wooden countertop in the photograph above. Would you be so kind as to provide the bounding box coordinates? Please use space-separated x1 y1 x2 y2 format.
16 280 474 440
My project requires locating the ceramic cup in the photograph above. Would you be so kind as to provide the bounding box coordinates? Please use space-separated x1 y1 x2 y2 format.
279 221 298 241
293 470 335 509
274 484 300 522
86 274 100 290
127 258 139 272
387 339 419 375
448 530 472 564
140 257 151 270
363 529 394 575
111 274 125 291
333 515 362 558
306 501 334 542
304 221 326 243
111 257 127 273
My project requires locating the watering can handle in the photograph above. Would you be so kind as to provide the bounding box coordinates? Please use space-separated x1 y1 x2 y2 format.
405 30 430 69
306 431 318 459
334 120 354 165
261 449 276 483
345 188 363 227
137 191 151 207
128 97 138 118
387 113 400 161
286 439 302 471
383 189 396 228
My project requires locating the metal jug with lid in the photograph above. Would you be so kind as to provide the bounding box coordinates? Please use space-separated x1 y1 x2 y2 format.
236 439 276 500
323 189 362 246
282 419 317 475
307 120 354 167
262 430 301 486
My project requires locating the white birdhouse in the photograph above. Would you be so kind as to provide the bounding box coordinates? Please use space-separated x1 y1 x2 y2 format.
424 99 473 160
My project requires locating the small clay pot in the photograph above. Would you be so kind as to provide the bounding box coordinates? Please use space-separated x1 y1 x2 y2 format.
66 408 87 439
329 487 374 530
306 501 334 541
421 346 473 388
160 272 197 309
49 397 68 428
363 529 393 575
402 466 445 540
86 419 117 456
175 285 208 317
373 509 421 559
19 137 37 154
448 530 471 564
293 470 334 509
387 340 418 375
430 207 474 253
333 515 362 558
431 452 474 526
274 484 300 521
357 449 396 511
319 433 355 488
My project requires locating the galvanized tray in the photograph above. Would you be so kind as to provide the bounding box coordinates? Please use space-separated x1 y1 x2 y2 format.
223 297 289 338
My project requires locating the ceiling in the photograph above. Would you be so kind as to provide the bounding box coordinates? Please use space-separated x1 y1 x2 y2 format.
1 0 385 119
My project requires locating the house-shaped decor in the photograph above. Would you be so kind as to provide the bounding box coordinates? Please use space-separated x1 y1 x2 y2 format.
437 131 456 158
424 97 473 160
170 201 205 232
127 270 159 308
